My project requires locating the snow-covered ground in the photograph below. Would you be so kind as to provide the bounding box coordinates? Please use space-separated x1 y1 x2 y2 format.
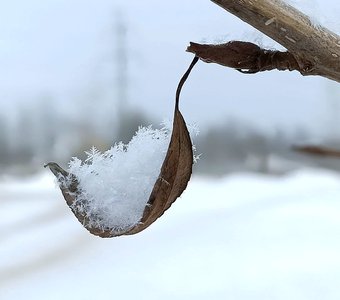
1 169 340 300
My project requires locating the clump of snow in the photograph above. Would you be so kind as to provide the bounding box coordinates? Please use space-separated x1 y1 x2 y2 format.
67 124 197 233
68 126 170 232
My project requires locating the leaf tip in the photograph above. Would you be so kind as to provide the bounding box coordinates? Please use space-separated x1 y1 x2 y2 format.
44 162 69 178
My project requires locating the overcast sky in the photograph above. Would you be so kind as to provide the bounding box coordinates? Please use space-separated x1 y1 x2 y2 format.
1 0 340 137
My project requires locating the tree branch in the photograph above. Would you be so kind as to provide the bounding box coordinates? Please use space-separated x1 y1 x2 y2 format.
193 0 340 82
293 145 340 158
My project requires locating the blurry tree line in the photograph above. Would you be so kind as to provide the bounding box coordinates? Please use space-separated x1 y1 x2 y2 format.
2 98 340 176
0 93 151 175
194 120 340 175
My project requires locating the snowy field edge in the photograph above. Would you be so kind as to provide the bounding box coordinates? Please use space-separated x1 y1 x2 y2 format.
1 168 340 300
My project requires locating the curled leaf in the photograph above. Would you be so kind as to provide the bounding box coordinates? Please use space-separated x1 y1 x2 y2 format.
46 56 199 238
186 41 313 74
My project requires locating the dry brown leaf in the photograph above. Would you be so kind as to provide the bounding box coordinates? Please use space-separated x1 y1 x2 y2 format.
46 56 199 238
187 41 308 74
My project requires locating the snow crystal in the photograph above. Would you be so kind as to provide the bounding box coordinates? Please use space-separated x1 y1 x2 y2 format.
66 124 198 233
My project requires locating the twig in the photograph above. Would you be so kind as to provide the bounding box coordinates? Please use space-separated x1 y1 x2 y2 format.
204 0 340 82
293 145 340 158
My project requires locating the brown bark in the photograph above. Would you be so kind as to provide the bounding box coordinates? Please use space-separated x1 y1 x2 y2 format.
193 0 340 82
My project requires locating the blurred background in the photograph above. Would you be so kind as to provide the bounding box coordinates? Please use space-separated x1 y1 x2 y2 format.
2 0 340 299
2 0 340 176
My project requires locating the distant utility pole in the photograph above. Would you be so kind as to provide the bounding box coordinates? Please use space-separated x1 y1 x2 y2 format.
115 11 128 117
114 11 137 143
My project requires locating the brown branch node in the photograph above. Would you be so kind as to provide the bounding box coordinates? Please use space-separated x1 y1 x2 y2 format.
187 41 314 75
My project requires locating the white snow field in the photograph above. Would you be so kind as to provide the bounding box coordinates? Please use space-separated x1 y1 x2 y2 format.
1 168 340 300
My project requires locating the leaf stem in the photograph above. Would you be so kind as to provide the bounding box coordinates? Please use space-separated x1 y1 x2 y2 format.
175 56 199 110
